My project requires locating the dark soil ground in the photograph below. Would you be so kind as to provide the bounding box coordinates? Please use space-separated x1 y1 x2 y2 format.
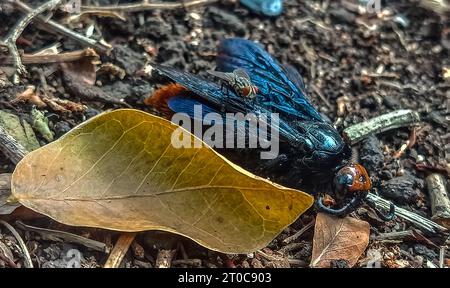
0 0 449 268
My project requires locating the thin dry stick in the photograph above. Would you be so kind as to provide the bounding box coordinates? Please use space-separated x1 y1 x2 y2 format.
0 125 28 165
439 246 446 268
343 109 421 145
15 221 109 253
256 250 287 263
282 219 315 244
0 48 99 65
12 0 111 54
310 84 332 109
172 259 202 267
2 0 63 82
0 220 33 268
81 0 218 13
426 173 450 227
104 232 137 268
279 242 306 254
0 252 18 268
367 193 447 235
287 259 307 267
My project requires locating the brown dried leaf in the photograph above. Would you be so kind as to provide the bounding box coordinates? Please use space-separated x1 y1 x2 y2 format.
12 85 46 108
60 50 99 86
61 57 130 107
311 213 370 268
41 96 86 114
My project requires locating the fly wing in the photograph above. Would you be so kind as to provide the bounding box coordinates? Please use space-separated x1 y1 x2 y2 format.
233 68 251 81
207 70 235 83
216 38 324 122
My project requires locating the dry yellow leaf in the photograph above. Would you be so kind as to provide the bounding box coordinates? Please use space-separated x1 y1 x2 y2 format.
12 109 313 253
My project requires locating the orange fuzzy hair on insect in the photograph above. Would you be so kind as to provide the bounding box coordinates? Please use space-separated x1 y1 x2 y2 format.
144 83 188 118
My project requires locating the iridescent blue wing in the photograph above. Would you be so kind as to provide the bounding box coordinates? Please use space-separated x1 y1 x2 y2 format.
167 96 217 119
153 63 247 114
216 38 324 122
150 62 302 144
283 63 307 96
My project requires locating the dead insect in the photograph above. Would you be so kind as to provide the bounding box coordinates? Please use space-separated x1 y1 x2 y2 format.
208 68 259 99
147 38 395 221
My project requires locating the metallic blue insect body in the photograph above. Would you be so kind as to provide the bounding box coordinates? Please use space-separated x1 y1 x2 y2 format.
240 0 283 17
153 39 350 176
149 38 395 220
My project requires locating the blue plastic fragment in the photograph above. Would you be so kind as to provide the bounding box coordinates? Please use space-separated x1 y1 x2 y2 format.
240 0 283 17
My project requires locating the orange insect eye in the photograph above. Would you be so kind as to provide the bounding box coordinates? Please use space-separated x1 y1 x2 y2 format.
241 87 251 96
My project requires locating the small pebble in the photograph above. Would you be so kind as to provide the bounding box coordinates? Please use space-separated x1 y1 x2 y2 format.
380 172 421 203
416 154 425 163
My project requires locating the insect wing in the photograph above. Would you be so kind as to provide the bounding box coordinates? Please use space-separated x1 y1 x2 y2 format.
233 68 251 81
152 63 246 114
217 38 323 122
283 64 308 96
167 96 218 120
151 63 301 144
207 70 235 83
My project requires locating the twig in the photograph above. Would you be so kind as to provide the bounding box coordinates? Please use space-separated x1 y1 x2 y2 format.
81 0 218 13
393 128 417 158
310 84 332 109
377 81 422 93
0 48 100 65
343 109 421 145
155 249 176 268
104 232 136 268
256 250 279 261
426 174 450 228
391 23 409 51
256 250 290 267
366 193 448 235
415 163 450 176
279 242 306 253
15 221 109 253
282 219 315 244
172 259 202 267
419 0 450 15
0 125 28 165
370 229 438 247
439 246 446 268
287 259 307 267
2 0 63 82
0 220 33 268
0 252 17 268
12 0 111 54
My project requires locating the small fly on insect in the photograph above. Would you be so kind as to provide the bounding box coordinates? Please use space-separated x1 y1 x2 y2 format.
208 68 259 99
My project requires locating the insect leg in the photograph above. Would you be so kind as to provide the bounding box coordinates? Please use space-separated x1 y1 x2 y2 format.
314 194 364 217
364 197 395 221
219 82 229 112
